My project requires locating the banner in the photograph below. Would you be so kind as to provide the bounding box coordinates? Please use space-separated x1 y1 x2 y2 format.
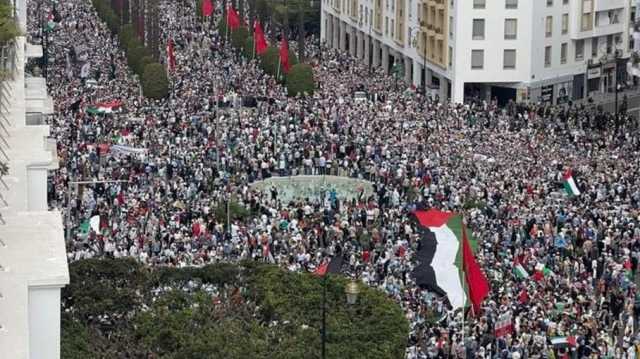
110 145 147 156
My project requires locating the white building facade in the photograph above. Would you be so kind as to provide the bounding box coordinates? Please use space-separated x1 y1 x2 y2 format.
0 0 69 358
321 0 633 105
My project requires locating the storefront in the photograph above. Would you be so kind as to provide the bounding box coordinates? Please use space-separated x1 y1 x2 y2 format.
587 66 601 95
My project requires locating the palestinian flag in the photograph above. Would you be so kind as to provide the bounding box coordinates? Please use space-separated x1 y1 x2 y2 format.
314 250 344 277
45 12 55 32
86 100 123 115
495 312 513 337
551 336 577 347
412 209 490 312
533 262 554 281
513 263 529 280
562 169 580 197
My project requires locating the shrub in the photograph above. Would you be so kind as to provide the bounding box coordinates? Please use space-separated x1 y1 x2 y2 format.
259 46 279 76
286 63 315 97
118 24 136 48
126 45 148 74
231 27 249 50
141 63 169 99
243 36 255 59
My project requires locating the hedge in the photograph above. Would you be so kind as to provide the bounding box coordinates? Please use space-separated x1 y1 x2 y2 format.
142 63 169 99
286 63 315 97
61 259 409 358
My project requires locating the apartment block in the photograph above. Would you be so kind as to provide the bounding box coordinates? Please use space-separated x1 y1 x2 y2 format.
321 0 633 105
0 0 69 358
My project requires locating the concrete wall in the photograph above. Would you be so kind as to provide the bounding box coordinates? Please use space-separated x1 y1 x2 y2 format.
27 168 48 211
28 286 62 359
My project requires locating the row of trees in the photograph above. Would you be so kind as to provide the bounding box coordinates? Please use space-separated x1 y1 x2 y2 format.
61 258 409 358
91 0 169 99
217 14 316 96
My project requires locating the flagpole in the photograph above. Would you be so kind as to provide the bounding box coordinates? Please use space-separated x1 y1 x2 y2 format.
252 27 256 59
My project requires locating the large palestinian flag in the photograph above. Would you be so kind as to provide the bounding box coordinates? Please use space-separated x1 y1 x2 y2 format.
412 209 490 312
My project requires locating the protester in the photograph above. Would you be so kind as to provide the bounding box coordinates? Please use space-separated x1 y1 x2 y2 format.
28 0 640 357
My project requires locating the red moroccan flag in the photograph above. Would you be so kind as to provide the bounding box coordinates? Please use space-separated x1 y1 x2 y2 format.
462 225 490 314
279 37 291 73
201 0 213 17
227 5 240 30
166 37 176 72
253 20 268 55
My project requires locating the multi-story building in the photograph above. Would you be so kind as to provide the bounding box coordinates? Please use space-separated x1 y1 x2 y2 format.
0 0 69 358
321 0 633 105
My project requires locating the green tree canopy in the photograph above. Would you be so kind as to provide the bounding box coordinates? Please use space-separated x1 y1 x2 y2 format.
141 63 169 99
286 63 315 97
61 259 409 359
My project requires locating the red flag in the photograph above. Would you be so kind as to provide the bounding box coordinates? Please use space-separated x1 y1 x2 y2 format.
166 37 176 72
279 37 291 73
253 20 268 55
227 5 240 30
201 0 213 17
462 226 490 314
314 261 329 277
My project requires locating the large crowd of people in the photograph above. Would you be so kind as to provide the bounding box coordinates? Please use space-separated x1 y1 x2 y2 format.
27 0 640 357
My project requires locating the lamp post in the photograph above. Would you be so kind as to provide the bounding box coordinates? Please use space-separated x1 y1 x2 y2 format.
320 278 360 359
345 280 360 305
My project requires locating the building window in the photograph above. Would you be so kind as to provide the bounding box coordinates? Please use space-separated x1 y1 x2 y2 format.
472 19 485 40
545 16 553 37
473 0 485 9
449 46 453 67
504 19 517 40
581 13 592 31
591 37 598 57
575 39 584 60
546 0 553 6
471 50 484 69
503 49 516 69
385 16 388 35
563 0 568 4
545 46 552 67
562 14 568 34
505 0 517 9
449 16 453 38
560 43 567 64
391 19 394 37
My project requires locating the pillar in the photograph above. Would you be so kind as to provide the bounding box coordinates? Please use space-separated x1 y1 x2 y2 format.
381 44 389 73
349 27 357 57
364 33 371 65
333 17 340 49
452 77 464 104
323 14 332 47
439 75 449 102
356 31 363 59
372 40 380 67
412 58 422 88
339 21 347 51
404 56 412 83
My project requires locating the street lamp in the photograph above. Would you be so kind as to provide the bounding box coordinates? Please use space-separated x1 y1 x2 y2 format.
345 280 360 305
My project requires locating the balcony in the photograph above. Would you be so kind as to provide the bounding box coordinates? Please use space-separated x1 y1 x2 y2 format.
593 0 625 12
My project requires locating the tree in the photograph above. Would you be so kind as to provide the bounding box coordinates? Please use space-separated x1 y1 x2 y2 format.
231 27 250 51
141 63 169 99
259 46 280 76
61 259 409 359
286 63 315 97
